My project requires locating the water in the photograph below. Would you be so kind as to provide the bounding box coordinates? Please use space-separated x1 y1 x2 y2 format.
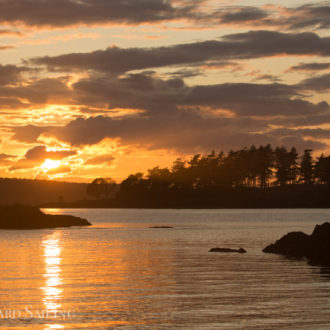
0 209 330 329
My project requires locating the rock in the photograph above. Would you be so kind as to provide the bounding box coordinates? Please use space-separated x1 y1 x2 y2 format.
0 204 92 229
209 247 246 253
309 223 330 266
263 222 330 266
262 231 311 258
149 226 173 228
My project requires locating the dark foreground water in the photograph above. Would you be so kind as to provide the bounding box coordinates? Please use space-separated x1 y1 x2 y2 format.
0 209 330 329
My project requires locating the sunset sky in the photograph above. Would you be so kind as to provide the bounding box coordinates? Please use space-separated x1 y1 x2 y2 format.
0 0 329 182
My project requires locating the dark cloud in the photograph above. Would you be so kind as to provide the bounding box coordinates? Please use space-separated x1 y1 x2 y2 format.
215 6 269 23
0 64 29 85
284 4 330 30
0 98 29 109
10 108 328 153
11 125 50 143
0 77 71 104
72 73 187 114
299 73 330 92
39 114 327 153
288 62 330 72
207 4 330 31
0 0 179 27
5 68 330 154
271 127 330 139
0 1 328 32
9 145 76 171
182 82 323 117
70 72 328 117
30 31 330 74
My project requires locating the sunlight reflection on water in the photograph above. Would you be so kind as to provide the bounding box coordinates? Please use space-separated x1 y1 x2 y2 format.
41 232 63 313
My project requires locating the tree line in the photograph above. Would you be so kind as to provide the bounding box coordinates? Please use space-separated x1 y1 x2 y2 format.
86 145 330 204
118 145 330 192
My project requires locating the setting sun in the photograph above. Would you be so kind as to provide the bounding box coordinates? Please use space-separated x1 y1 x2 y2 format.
41 159 61 172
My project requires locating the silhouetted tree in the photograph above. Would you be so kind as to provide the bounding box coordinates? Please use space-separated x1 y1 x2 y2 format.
87 177 117 199
300 149 314 184
171 158 190 188
315 155 330 184
274 147 298 186
288 147 299 184
256 145 274 188
147 167 172 190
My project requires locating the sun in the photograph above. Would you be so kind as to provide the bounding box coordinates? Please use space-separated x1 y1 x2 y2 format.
41 159 61 172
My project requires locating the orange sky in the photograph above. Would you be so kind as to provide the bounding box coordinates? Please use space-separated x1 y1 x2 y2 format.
0 0 329 182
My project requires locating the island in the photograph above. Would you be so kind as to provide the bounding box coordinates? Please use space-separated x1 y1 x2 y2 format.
0 204 91 229
263 222 330 266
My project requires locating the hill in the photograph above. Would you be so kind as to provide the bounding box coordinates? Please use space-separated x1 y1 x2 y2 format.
0 178 87 205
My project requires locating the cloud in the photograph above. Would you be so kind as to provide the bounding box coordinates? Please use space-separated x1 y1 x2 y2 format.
282 4 330 30
0 77 71 104
288 62 330 72
24 145 76 160
0 29 23 37
0 1 328 32
0 0 179 27
69 72 328 117
30 31 330 74
0 97 29 109
11 107 328 154
11 125 50 143
0 153 16 166
7 70 330 153
0 64 29 85
85 155 115 166
9 145 76 171
299 73 330 92
52 115 328 152
214 6 269 23
208 4 330 31
46 165 71 175
0 45 14 50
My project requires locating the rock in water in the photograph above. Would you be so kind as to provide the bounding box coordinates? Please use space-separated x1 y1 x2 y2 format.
0 205 91 229
209 247 246 253
262 232 311 258
263 222 330 266
309 223 330 266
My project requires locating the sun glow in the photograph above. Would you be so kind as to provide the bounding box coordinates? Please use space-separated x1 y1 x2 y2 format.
41 159 61 172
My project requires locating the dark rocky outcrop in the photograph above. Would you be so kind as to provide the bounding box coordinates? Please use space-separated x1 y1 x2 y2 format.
263 222 330 266
209 247 246 253
0 205 91 229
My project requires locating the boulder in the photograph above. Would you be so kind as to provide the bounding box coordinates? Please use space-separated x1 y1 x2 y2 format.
263 222 330 266
263 231 311 258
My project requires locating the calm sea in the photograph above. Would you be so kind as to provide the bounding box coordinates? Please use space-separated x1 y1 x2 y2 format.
0 209 330 329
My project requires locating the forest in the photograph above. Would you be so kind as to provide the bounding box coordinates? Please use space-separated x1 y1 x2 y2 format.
84 145 330 208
